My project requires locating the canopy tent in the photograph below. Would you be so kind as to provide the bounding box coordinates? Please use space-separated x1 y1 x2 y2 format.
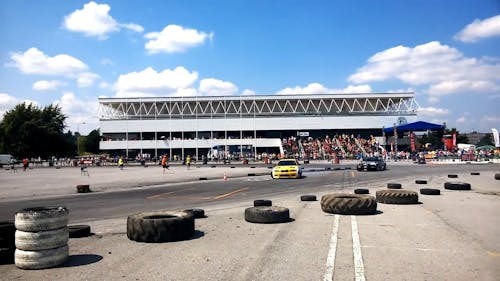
475 145 495 150
383 121 444 133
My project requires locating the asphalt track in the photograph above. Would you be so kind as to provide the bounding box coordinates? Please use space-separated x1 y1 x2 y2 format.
0 163 499 280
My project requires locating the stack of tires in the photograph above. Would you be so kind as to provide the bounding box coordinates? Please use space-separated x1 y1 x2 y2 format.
14 207 69 269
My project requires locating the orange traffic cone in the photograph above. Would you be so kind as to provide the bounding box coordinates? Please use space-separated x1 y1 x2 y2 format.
223 172 228 181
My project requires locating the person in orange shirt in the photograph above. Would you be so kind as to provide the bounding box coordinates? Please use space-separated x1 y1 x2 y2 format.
161 155 169 175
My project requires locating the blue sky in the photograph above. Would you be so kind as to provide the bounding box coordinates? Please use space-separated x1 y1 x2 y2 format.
0 0 499 134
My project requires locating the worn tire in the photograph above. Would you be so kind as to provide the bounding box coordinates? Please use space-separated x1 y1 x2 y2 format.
15 228 68 251
470 172 480 176
0 221 16 248
244 206 290 224
447 174 458 178
354 188 369 194
387 183 402 189
183 209 205 219
444 182 471 190
376 190 419 204
0 247 15 264
15 207 69 232
415 180 428 184
495 173 500 180
69 225 91 238
320 194 377 215
300 195 317 201
254 199 272 207
420 188 441 195
127 211 194 243
76 184 91 193
15 245 68 269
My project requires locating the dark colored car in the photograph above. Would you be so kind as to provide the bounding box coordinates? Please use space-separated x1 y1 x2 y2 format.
356 157 386 171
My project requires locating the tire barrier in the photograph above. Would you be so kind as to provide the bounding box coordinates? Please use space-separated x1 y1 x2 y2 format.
300 195 317 201
354 188 369 194
76 184 91 193
444 182 471 190
127 211 195 243
387 183 402 189
415 180 428 184
320 194 377 215
376 190 419 204
69 225 92 238
183 209 206 219
14 245 69 270
244 206 290 224
495 173 500 180
14 207 69 269
253 200 272 207
0 221 15 264
420 188 441 195
470 172 480 176
447 174 458 178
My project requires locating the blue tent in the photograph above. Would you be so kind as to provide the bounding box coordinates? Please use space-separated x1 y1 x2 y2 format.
383 121 444 133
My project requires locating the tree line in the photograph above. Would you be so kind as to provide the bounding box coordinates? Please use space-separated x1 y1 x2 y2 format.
0 103 100 159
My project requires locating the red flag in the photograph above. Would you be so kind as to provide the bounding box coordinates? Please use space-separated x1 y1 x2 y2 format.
410 132 415 152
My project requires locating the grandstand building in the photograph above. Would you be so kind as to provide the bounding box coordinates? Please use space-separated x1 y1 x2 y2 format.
98 93 419 160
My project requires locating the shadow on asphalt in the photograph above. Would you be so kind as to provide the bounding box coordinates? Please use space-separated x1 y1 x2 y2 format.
190 230 205 240
60 254 103 267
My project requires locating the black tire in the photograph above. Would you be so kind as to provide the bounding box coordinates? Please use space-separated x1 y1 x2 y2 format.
69 225 92 238
415 180 428 184
15 207 69 232
248 173 256 176
127 211 194 243
320 194 377 215
199 177 208 181
76 184 91 193
447 174 458 178
376 190 419 204
0 247 15 265
14 245 68 270
420 188 441 195
470 172 480 176
300 195 317 201
15 228 68 251
495 173 500 180
387 183 402 189
354 188 369 194
183 209 206 219
254 200 272 207
444 182 471 190
244 206 290 224
0 221 15 248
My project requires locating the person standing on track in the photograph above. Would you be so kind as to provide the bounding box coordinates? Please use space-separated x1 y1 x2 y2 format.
161 155 169 175
186 155 191 170
118 156 124 170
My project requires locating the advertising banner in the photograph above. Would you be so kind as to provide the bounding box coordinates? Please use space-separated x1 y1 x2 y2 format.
410 132 415 152
492 128 500 148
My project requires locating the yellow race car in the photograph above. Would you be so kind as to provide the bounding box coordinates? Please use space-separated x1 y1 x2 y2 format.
271 159 303 179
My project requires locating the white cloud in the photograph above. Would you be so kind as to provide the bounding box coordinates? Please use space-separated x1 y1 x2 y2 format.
241 89 256 96
348 41 500 98
455 14 500 43
198 78 238 96
276 83 372 95
77 72 100 88
115 66 198 97
54 92 99 134
144 24 213 54
9 47 87 76
480 114 500 123
456 116 467 124
32 80 64 91
0 93 38 119
418 106 449 117
64 1 143 39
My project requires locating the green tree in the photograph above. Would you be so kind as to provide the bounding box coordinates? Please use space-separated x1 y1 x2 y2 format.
477 134 493 146
84 129 101 154
0 103 71 158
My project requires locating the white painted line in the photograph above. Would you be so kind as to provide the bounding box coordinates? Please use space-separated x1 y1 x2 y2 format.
351 216 366 281
323 214 340 281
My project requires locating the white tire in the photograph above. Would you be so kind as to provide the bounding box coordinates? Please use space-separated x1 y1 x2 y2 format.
15 245 68 269
15 228 69 251
15 207 68 232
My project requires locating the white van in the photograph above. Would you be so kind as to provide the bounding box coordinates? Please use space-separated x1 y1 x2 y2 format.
0 154 15 167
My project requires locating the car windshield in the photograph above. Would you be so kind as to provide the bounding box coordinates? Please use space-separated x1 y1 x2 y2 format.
363 157 380 161
278 160 298 166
